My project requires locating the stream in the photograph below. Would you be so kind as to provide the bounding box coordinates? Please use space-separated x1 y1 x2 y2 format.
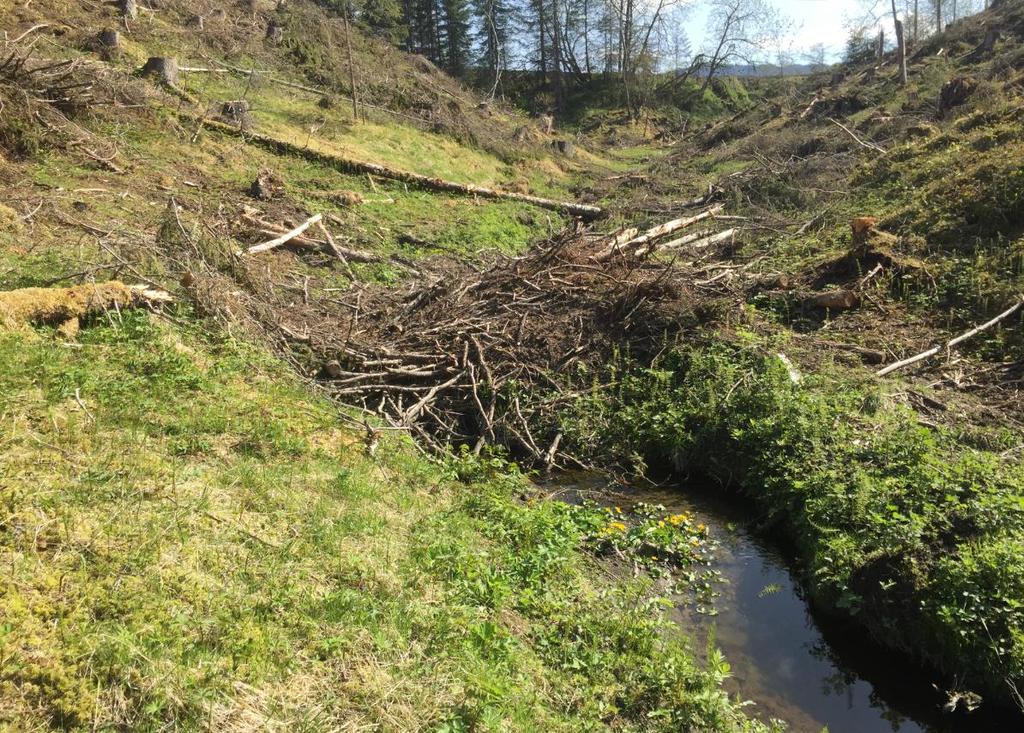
552 475 1023 733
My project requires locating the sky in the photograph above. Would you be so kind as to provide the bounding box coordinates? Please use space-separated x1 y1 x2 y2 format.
679 0 874 61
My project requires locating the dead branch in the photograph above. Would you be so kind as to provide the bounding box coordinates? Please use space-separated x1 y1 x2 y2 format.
877 298 1024 377
240 214 323 255
827 117 886 154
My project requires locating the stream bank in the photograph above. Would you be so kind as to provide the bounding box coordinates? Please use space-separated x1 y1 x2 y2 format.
550 473 1024 732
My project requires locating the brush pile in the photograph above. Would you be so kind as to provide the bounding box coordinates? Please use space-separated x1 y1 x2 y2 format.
294 207 741 466
0 32 145 164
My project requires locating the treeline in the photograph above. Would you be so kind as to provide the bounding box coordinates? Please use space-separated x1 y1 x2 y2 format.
324 0 698 108
319 0 993 114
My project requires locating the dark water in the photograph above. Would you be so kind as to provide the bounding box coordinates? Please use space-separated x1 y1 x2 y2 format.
549 476 1024 733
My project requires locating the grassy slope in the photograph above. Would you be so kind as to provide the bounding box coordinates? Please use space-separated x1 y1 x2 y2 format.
0 310 770 731
0 2 774 732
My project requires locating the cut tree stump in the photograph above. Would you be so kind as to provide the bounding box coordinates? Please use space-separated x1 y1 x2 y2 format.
98 29 120 48
939 77 977 116
221 100 253 130
142 57 179 86
249 169 284 200
552 140 576 158
265 22 283 43
119 0 137 20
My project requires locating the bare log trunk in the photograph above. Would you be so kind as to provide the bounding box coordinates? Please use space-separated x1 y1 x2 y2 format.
196 118 603 219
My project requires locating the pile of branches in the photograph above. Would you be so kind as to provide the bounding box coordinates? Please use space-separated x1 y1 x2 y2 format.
1 33 91 155
0 30 143 166
293 207 741 467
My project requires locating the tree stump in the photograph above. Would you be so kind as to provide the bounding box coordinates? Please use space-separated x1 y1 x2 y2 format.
249 169 284 200
980 27 1000 54
221 100 253 131
119 0 137 20
539 113 554 135
851 217 878 246
187 14 204 30
265 22 283 43
939 77 976 116
142 57 179 86
98 29 120 48
211 8 227 22
551 140 576 158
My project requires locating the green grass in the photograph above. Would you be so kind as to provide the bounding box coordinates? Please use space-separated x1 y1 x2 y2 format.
0 309 774 731
185 72 515 185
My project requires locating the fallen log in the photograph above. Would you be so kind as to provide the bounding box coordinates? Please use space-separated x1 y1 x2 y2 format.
595 205 724 260
240 214 322 255
667 228 735 252
196 117 603 219
655 228 714 251
876 297 1024 377
0 282 171 336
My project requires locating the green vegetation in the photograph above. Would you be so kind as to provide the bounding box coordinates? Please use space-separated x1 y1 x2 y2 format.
5 0 1024 726
558 340 1024 702
0 310 774 731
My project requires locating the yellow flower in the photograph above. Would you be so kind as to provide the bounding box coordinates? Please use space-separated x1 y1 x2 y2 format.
697 523 707 532
608 521 627 533
615 507 623 514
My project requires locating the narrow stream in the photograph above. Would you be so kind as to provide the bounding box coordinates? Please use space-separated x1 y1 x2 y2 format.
552 475 1023 733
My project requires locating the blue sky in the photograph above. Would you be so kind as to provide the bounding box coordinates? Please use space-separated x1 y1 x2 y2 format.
680 0 872 60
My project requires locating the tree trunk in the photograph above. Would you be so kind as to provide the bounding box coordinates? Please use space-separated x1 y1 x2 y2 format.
198 117 604 219
892 1 907 85
895 19 908 84
342 3 360 122
582 0 592 75
551 0 564 111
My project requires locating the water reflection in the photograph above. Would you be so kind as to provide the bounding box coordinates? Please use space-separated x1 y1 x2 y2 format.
560 477 1022 733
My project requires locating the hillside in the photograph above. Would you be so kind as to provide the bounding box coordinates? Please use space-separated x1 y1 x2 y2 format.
3 0 1024 730
563 0 1024 716
0 1 777 731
